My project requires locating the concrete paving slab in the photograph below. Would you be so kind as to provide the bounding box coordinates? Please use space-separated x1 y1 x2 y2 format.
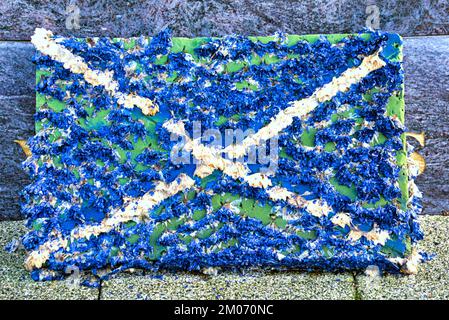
0 220 99 300
356 215 449 300
101 271 355 300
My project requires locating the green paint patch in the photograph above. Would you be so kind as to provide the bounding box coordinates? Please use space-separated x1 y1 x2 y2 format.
279 147 293 160
371 132 387 146
330 177 357 201
126 234 140 244
324 142 336 152
301 128 317 147
193 209 206 221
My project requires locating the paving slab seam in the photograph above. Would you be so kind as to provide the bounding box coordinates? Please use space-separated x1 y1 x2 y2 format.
98 280 103 300
351 272 363 300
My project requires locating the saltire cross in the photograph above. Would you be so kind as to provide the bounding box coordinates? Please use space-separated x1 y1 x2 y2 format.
21 28 424 283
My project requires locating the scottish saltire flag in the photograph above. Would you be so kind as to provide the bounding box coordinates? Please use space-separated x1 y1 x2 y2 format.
21 28 424 285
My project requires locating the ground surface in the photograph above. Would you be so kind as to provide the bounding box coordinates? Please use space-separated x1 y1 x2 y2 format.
1 215 448 300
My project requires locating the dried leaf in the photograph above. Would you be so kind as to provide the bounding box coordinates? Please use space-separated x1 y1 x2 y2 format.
409 152 426 175
14 139 31 157
406 132 425 147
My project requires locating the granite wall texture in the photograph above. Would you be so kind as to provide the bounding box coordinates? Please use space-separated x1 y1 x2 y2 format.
1 0 449 39
0 0 448 219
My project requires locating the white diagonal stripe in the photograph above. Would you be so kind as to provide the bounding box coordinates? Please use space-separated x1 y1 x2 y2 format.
31 28 158 116
162 50 386 216
223 50 386 158
25 174 195 270
163 119 332 216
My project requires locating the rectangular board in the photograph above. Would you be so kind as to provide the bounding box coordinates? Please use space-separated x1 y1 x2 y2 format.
20 29 423 284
